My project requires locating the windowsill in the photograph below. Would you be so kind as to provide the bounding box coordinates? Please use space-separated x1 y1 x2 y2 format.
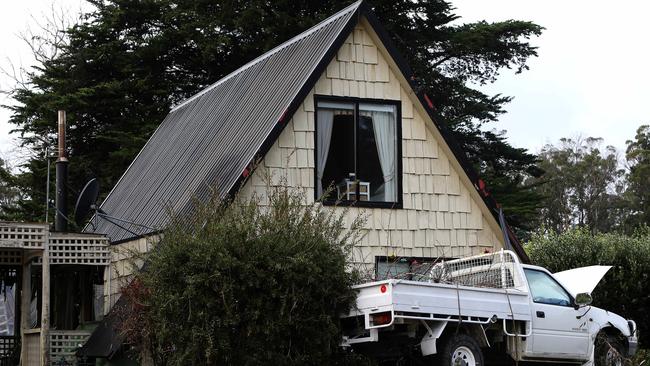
320 199 402 209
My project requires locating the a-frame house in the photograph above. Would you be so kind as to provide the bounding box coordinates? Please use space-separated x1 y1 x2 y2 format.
81 1 528 361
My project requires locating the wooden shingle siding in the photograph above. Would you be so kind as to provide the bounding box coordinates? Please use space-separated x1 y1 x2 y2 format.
102 236 155 315
239 24 503 273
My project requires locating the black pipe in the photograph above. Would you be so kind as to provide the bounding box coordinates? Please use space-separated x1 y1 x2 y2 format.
55 160 68 232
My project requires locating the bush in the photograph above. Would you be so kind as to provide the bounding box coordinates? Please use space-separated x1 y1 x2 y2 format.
630 349 650 365
120 187 364 365
527 228 650 348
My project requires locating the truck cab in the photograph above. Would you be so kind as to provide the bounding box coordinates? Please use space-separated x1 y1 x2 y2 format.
518 264 638 364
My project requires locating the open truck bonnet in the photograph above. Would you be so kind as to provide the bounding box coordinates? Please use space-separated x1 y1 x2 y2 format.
553 265 612 296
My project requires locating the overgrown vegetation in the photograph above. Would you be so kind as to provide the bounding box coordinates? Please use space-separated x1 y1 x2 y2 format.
118 186 366 365
527 228 650 349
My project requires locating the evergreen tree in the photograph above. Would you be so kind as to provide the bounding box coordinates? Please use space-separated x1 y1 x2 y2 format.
625 125 650 228
534 137 627 234
6 0 544 234
0 158 22 220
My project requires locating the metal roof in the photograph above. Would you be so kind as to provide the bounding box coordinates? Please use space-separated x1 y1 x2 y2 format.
88 1 363 243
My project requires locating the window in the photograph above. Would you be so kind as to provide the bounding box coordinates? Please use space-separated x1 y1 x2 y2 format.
524 269 572 306
316 98 400 204
376 256 451 281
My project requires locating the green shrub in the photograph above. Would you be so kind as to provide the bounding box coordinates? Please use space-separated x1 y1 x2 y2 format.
527 228 650 348
121 187 364 365
630 349 650 365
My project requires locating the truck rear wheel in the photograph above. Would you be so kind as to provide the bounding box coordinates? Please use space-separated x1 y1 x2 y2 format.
438 333 484 366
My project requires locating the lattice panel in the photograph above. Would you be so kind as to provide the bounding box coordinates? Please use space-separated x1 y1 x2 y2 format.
44 234 110 266
50 330 91 365
0 336 17 356
0 222 47 249
0 251 21 266
428 250 525 290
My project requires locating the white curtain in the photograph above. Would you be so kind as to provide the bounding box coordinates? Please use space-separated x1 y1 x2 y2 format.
316 109 334 197
364 107 397 201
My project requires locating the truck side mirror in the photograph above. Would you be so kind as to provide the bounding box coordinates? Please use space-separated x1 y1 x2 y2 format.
575 292 593 307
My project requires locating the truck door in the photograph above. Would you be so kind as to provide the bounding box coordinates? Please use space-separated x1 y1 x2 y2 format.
523 268 590 360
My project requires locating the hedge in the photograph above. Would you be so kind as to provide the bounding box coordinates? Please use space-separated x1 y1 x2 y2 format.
527 228 650 348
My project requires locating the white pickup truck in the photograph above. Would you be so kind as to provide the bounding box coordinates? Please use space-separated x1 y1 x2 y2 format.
341 250 638 365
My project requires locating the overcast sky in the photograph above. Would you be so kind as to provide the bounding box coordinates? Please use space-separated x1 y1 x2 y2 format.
0 0 90 166
452 0 650 154
1 0 649 166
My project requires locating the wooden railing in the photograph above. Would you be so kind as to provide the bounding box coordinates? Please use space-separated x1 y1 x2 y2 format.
38 233 110 266
0 222 48 251
0 222 111 266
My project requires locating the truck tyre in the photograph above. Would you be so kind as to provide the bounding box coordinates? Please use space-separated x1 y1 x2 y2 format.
438 333 484 366
595 335 624 366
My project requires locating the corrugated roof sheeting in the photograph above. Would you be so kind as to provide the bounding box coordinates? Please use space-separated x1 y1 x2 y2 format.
89 2 362 243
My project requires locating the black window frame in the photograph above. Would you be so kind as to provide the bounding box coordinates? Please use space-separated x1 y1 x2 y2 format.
314 95 403 209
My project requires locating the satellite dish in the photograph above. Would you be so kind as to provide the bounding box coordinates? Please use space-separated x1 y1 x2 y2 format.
73 178 153 235
74 178 100 227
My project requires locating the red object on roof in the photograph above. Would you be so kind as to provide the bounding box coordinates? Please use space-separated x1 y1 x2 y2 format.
279 109 288 124
423 94 435 110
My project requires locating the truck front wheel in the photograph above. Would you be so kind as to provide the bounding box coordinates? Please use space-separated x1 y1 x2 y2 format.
438 333 484 366
595 334 624 366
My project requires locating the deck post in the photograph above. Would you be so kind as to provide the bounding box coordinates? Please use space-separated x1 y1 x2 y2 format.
20 258 31 365
40 232 50 366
